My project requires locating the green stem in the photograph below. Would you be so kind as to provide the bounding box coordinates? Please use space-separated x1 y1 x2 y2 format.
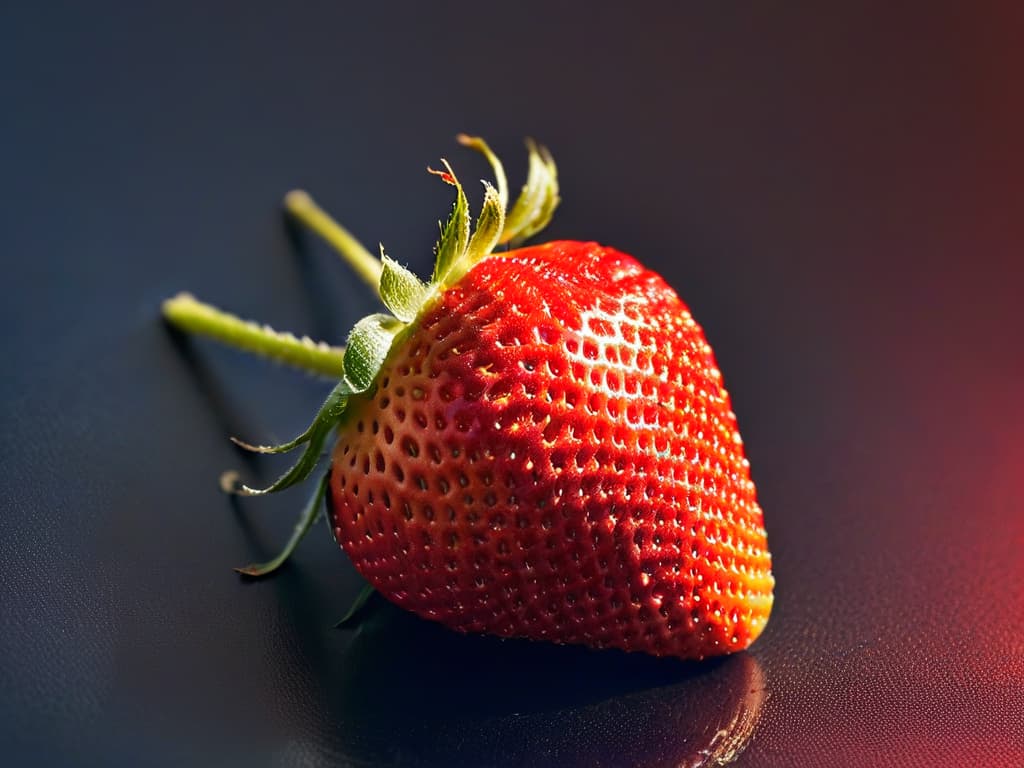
284 190 383 294
162 292 345 378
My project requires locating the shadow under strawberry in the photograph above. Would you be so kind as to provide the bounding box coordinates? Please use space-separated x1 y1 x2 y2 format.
326 600 767 768
162 326 264 474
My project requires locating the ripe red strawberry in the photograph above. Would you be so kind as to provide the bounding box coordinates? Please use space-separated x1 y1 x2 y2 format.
164 136 773 660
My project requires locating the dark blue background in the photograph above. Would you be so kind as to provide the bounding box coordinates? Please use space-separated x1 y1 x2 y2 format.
2 2 1022 766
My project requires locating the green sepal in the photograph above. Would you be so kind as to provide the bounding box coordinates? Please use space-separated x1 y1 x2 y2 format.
501 139 560 245
335 582 377 628
226 382 350 496
457 182 505 280
513 143 560 242
234 471 330 577
457 134 509 209
230 425 313 455
379 254 429 323
430 181 506 290
431 160 470 283
342 313 405 392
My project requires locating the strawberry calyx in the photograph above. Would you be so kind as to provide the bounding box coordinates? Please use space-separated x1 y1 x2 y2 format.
222 138 558 499
167 136 559 575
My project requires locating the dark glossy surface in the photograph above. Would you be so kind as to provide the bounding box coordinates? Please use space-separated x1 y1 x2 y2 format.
2 3 1022 766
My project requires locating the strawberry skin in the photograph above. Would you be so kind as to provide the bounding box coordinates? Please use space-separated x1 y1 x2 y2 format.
329 240 774 660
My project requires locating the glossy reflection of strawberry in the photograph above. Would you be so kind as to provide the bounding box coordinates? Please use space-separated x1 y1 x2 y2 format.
164 135 774 660
333 604 767 768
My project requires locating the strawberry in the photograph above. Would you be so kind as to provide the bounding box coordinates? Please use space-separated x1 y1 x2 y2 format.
163 136 773 660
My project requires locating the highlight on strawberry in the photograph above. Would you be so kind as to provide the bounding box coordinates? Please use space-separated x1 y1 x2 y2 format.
163 135 774 660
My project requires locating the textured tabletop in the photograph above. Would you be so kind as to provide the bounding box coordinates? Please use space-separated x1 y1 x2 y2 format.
2 3 1022 766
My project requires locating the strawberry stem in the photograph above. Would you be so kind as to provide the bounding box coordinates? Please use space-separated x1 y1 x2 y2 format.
284 190 383 295
162 292 346 377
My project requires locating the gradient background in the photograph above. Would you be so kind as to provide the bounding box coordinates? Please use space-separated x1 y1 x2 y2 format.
2 2 1022 766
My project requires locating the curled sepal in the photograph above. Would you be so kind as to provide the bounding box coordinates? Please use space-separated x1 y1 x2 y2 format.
456 134 508 209
224 382 349 496
379 253 429 323
343 313 405 392
334 582 377 628
430 161 470 283
230 425 314 455
234 472 330 577
501 139 560 245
